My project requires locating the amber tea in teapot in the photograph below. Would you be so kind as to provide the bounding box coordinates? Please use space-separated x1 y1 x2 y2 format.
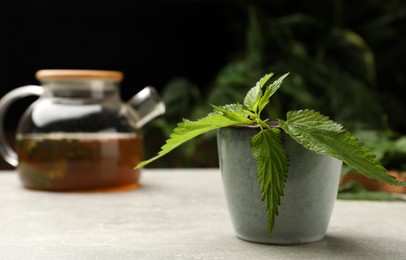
0 70 165 191
16 133 143 191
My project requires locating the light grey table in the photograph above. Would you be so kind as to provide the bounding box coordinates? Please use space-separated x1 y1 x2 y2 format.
0 169 405 260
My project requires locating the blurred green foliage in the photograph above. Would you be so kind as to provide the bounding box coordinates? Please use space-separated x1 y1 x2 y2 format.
143 0 406 169
351 127 406 172
338 181 405 201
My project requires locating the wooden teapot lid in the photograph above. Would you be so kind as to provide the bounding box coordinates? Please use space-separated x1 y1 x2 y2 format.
35 69 124 81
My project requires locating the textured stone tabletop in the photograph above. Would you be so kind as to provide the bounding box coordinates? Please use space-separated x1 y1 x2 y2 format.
0 169 405 260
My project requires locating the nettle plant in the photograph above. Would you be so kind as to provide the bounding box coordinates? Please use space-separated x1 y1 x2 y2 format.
136 73 406 235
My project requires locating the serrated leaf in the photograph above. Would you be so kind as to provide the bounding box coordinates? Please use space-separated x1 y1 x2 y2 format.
257 73 290 115
211 104 253 124
243 73 274 111
259 73 274 89
251 128 288 236
278 110 406 186
135 113 240 169
243 83 260 111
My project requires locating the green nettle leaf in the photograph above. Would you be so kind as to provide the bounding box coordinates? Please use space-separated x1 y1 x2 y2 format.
278 109 406 186
243 82 260 110
251 128 288 235
211 104 253 124
244 73 274 111
135 113 242 169
259 73 274 89
257 73 290 114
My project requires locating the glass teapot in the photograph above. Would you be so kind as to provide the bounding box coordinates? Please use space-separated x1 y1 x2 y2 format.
0 69 165 191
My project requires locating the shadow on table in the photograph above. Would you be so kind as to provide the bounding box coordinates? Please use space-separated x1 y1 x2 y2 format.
231 233 402 259
294 234 400 258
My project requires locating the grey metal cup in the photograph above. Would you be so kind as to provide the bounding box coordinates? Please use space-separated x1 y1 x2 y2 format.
217 126 342 244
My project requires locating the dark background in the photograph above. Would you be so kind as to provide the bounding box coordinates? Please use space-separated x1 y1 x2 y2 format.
0 0 242 102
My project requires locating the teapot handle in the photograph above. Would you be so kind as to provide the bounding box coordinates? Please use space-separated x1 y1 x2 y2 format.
0 86 43 167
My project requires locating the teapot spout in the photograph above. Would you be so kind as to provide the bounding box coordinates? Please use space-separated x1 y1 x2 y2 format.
126 86 165 129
